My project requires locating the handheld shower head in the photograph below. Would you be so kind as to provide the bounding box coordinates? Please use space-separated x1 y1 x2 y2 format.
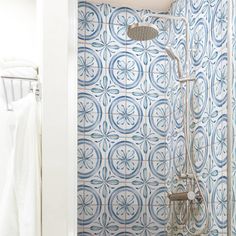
165 48 178 60
165 47 183 79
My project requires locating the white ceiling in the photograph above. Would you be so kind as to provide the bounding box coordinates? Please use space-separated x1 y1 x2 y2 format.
89 0 173 12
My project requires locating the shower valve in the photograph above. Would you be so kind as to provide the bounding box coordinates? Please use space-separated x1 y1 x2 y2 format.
168 191 196 201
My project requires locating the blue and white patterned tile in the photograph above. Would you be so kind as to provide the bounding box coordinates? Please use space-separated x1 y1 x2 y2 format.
78 63 105 90
210 114 227 168
78 2 105 45
85 1 105 23
78 47 105 87
83 21 105 44
190 18 208 67
190 71 208 120
77 138 105 180
107 186 144 225
172 0 187 34
147 53 172 95
147 98 172 138
77 184 103 226
151 18 171 50
173 135 187 176
77 92 106 135
131 121 160 156
89 118 120 152
78 0 233 234
83 206 122 235
106 95 144 137
107 139 145 181
107 7 142 48
108 51 145 87
190 126 209 174
190 0 204 15
172 87 185 129
130 165 158 202
147 185 170 228
210 175 228 228
126 74 160 114
147 143 172 184
211 0 228 48
89 165 121 201
131 41 160 71
84 23 119 62
126 208 163 236
211 52 227 109
86 71 122 112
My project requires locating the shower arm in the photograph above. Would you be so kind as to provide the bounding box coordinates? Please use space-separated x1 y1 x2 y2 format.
142 14 190 81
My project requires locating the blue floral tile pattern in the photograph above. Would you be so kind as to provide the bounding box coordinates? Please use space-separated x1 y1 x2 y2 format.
190 72 208 119
78 0 232 234
148 99 171 136
78 47 103 86
108 96 143 134
190 126 208 173
108 186 143 224
78 139 102 179
148 186 170 225
78 2 103 41
148 142 171 181
109 52 144 89
148 55 171 93
78 185 102 225
211 53 227 107
211 114 227 167
190 18 208 66
211 0 227 47
108 141 143 179
78 92 102 132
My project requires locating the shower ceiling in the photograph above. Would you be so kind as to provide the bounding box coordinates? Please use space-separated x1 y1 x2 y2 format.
88 0 173 12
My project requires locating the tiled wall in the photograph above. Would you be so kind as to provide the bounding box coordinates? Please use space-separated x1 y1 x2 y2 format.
78 0 232 235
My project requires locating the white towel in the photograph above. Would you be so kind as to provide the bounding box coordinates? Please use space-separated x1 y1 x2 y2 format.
1 67 37 79
0 93 41 236
0 59 37 70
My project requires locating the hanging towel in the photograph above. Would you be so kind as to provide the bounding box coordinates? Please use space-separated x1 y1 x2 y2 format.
0 93 41 236
0 102 15 198
0 59 37 70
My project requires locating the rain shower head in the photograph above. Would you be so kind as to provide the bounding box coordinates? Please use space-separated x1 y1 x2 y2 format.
127 23 159 41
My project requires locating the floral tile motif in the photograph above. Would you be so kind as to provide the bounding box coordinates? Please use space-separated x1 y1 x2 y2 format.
78 0 233 234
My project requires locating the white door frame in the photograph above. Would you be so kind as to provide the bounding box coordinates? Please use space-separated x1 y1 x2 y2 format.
40 0 77 234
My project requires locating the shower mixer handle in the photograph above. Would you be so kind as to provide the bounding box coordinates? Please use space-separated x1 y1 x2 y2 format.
168 191 196 201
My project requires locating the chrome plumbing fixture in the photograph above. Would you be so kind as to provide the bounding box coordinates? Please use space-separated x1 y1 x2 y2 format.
127 23 159 41
127 13 209 235
168 191 196 201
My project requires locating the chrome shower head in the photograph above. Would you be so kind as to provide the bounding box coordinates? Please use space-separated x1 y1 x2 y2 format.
127 23 159 41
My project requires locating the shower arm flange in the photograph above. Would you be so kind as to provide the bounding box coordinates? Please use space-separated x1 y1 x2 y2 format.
142 13 190 80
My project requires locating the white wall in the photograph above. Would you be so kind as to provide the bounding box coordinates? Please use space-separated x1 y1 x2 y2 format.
0 0 37 62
